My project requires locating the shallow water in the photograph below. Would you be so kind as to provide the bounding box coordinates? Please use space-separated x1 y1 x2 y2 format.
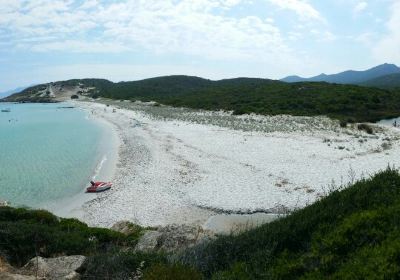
0 103 107 208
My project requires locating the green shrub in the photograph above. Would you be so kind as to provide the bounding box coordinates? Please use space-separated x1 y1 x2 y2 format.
357 123 374 134
80 252 166 280
144 264 203 280
339 119 347 127
0 207 141 267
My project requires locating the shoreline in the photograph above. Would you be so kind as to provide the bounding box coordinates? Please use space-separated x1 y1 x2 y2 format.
59 100 400 231
5 100 400 234
45 102 120 220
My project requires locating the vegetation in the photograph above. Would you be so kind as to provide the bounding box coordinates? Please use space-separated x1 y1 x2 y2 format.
98 76 400 123
361 73 400 90
357 123 374 134
0 207 143 267
178 168 400 279
3 76 400 123
3 169 400 279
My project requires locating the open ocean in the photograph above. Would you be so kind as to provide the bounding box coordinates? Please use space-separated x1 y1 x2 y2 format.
0 103 106 208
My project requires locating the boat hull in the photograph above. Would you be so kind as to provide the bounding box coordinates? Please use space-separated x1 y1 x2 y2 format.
86 182 112 193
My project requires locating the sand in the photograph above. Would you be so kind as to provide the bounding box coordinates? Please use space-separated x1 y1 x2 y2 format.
71 100 400 229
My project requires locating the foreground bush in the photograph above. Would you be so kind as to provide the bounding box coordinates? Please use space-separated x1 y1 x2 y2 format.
144 263 203 280
0 207 141 267
179 168 400 279
80 252 166 280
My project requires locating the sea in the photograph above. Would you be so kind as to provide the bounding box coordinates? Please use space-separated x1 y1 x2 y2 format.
0 102 110 209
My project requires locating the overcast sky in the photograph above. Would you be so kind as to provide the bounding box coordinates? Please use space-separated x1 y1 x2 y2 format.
0 0 399 91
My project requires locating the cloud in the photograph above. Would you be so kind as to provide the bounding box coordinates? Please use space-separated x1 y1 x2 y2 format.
354 1 368 13
373 0 400 63
29 40 130 53
0 0 295 64
266 0 324 22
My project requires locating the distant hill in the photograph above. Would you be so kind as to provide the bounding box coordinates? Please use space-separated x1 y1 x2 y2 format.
4 75 400 122
281 63 400 85
0 86 31 99
361 73 400 89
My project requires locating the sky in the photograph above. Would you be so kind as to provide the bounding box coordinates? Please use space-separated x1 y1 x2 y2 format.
0 0 399 92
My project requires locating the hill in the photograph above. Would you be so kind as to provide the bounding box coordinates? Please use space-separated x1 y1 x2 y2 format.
2 79 112 103
361 73 400 89
99 77 400 123
4 75 400 122
281 63 400 85
0 86 30 99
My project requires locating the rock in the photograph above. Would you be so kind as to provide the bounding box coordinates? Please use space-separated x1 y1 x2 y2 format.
0 200 8 207
21 256 86 280
135 231 163 252
134 225 215 253
111 220 141 235
64 271 81 280
0 272 36 280
0 256 13 273
157 224 215 252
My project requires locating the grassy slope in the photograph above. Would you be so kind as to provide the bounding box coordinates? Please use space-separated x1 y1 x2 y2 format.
178 168 400 279
2 169 400 279
4 76 400 122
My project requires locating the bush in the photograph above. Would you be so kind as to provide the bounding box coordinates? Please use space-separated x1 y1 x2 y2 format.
71 94 79 99
80 252 166 280
357 123 374 134
0 207 141 267
339 119 347 128
144 264 203 280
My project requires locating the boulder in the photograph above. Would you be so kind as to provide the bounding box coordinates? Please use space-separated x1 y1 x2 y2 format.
157 224 215 252
0 272 36 280
0 256 13 273
135 231 163 252
21 255 86 280
111 220 141 235
135 225 215 253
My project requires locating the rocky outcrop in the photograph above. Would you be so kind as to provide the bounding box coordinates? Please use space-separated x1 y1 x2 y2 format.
111 220 142 235
135 224 215 253
0 272 36 280
135 231 163 252
0 256 13 273
0 257 36 280
20 256 86 280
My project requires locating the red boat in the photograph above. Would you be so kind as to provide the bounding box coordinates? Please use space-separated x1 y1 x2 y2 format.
86 181 112 193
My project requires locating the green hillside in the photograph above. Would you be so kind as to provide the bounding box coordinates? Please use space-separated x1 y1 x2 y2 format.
4 75 400 122
361 73 400 89
98 76 400 123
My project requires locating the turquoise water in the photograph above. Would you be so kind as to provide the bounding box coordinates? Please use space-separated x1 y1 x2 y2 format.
0 103 105 208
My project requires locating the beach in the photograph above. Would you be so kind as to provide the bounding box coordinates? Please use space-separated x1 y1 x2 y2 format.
72 100 400 229
47 109 120 221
